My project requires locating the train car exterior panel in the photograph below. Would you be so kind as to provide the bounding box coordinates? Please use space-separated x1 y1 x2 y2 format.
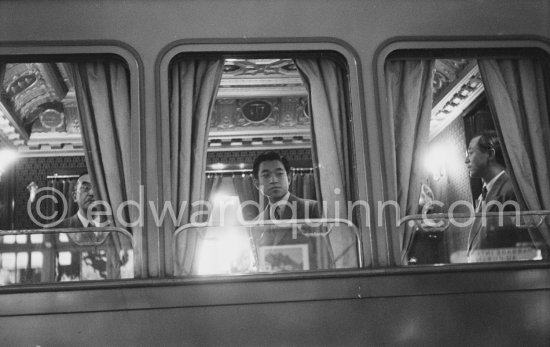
1 0 550 344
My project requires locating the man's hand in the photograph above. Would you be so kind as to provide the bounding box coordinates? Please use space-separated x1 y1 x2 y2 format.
119 249 129 265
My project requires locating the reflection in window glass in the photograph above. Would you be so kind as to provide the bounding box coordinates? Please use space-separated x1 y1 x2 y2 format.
0 59 134 285
30 234 43 244
386 54 550 265
15 235 27 244
30 251 43 268
170 55 360 275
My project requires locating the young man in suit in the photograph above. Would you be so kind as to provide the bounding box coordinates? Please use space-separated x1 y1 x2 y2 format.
465 130 528 260
252 151 320 222
252 151 332 270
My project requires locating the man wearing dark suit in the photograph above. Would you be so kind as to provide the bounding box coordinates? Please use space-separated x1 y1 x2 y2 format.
58 173 111 240
57 173 122 279
252 151 332 270
465 130 529 261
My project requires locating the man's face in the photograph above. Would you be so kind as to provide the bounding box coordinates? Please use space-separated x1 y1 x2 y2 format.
254 160 290 201
465 136 490 178
74 174 95 212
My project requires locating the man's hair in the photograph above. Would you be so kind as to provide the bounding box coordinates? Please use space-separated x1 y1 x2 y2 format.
475 130 506 167
252 151 291 179
74 172 89 191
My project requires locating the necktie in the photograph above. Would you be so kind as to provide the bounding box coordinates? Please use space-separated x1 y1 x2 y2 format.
475 187 488 212
481 186 488 201
273 206 282 220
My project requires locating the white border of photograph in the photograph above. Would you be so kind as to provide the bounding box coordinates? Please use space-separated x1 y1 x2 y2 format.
259 244 309 272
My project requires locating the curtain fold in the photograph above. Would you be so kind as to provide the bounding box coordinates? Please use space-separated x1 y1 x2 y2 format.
232 174 260 221
289 170 316 201
301 171 316 200
289 171 302 199
205 174 224 202
72 61 134 276
294 57 356 268
166 58 224 275
478 58 550 247
384 60 435 265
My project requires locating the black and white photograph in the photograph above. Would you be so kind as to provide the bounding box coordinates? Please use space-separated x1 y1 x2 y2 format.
259 244 310 272
1 1 549 345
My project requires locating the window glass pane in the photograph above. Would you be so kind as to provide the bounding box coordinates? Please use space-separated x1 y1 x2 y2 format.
171 55 361 276
175 221 360 275
386 54 550 266
0 228 133 285
0 58 135 285
30 234 43 243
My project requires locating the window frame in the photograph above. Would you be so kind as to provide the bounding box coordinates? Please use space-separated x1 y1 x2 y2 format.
0 42 145 280
374 38 550 268
156 40 372 276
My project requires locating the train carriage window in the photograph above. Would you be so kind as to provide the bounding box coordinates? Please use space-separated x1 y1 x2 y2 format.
0 57 135 285
166 53 363 276
383 50 550 266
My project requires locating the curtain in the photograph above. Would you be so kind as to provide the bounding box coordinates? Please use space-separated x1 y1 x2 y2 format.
205 174 224 202
294 57 356 268
72 61 134 276
384 60 435 265
290 170 303 199
289 170 316 201
478 58 550 247
166 58 224 275
232 174 260 221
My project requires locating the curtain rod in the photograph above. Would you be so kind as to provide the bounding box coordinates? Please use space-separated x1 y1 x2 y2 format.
46 174 80 179
205 167 314 174
205 169 252 174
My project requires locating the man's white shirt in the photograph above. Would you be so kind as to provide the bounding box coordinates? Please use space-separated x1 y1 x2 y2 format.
476 170 505 212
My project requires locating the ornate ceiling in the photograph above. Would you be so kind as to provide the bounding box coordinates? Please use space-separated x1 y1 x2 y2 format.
430 59 484 139
0 58 482 157
0 63 82 156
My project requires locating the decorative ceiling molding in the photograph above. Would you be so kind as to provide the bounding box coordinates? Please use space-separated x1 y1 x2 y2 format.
430 61 484 140
0 58 486 158
217 85 307 98
208 129 311 152
432 59 471 100
25 132 83 148
37 63 68 100
208 96 311 151
219 76 304 86
16 131 83 157
16 144 84 157
218 59 306 98
3 63 59 125
0 99 28 146
0 63 83 156
222 59 298 77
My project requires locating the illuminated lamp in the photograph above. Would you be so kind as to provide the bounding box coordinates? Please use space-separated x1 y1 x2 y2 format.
211 162 226 170
424 146 447 181
0 148 18 182
196 194 254 275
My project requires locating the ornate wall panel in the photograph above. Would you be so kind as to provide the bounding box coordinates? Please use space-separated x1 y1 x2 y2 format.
12 156 87 229
209 97 311 151
207 148 313 169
